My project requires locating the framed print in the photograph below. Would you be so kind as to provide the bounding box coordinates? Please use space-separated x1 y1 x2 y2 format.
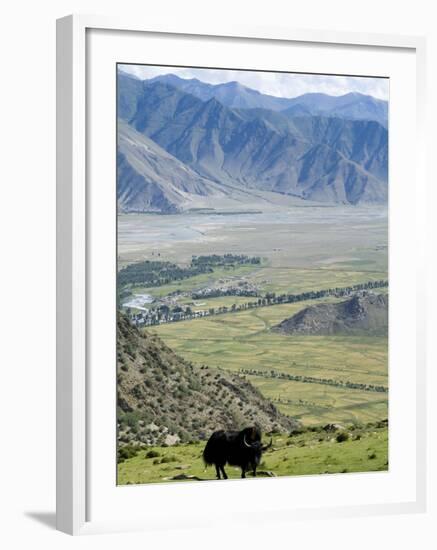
56 15 427 535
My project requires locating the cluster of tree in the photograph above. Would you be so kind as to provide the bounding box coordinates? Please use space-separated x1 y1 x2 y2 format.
191 254 261 267
117 287 133 308
118 254 260 288
118 259 212 287
239 368 388 394
128 303 207 327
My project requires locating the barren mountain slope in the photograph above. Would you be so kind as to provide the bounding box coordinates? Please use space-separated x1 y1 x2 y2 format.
117 314 298 446
272 293 388 336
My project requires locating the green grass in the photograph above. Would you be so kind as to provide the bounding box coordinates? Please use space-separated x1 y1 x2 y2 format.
117 425 388 485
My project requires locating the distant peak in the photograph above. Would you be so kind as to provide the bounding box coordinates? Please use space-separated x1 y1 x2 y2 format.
118 69 141 80
224 80 243 88
151 73 204 84
151 73 184 83
342 92 371 99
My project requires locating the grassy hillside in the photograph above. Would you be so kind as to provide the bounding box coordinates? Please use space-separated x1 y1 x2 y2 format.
117 313 298 447
118 421 388 485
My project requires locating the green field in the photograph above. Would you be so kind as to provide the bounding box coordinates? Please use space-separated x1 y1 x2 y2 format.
249 267 387 294
118 424 388 485
152 297 388 426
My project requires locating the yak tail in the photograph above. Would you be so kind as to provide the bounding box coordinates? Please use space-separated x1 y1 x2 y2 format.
202 450 212 468
202 441 214 468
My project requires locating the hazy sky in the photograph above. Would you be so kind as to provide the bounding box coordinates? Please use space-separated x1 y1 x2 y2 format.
119 64 389 101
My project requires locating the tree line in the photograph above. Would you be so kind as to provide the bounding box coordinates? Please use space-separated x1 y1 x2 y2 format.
191 254 260 267
127 279 388 327
239 368 388 394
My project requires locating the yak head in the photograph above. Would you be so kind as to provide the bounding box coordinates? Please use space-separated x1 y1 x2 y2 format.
241 426 273 464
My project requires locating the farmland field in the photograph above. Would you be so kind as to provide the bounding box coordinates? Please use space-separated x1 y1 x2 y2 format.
153 302 388 426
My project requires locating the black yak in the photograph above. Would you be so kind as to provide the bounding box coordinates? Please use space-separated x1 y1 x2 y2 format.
203 426 272 480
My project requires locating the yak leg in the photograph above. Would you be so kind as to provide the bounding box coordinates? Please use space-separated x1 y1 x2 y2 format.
215 464 221 480
241 466 246 479
251 465 257 477
220 464 228 479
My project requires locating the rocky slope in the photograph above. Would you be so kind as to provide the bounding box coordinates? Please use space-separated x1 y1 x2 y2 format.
272 293 388 336
117 121 227 213
117 313 298 446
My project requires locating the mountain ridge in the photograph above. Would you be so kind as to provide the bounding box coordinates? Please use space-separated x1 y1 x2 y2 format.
144 72 388 126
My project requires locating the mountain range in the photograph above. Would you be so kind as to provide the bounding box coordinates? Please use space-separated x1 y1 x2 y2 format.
117 71 388 213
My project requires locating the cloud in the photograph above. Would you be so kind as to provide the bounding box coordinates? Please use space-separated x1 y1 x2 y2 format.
118 64 388 101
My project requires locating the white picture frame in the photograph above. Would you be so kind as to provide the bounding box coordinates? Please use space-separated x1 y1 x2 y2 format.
56 14 427 535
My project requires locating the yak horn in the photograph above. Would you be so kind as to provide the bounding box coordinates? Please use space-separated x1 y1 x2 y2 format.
262 438 273 451
243 435 253 448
